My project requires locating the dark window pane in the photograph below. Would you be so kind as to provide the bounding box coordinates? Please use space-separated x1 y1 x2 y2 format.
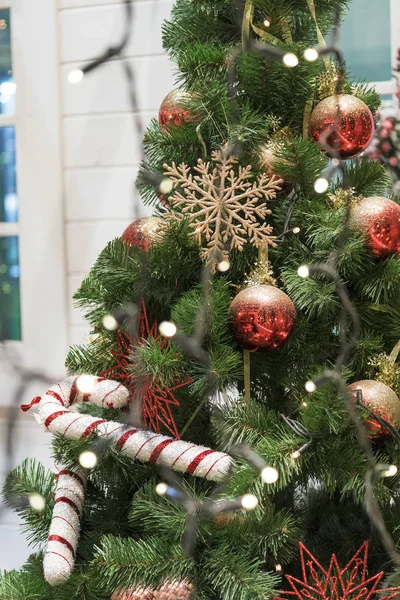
341 0 391 83
0 127 17 222
0 236 21 341
0 9 15 116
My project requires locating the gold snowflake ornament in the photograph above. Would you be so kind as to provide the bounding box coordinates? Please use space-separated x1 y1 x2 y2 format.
163 147 282 269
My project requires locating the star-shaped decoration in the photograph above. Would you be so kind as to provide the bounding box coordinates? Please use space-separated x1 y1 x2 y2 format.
100 300 192 439
278 542 400 600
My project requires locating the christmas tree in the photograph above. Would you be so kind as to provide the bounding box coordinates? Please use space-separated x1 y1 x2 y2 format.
3 1 400 599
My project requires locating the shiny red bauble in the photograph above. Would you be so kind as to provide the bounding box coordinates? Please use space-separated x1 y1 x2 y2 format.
309 94 374 159
158 89 196 132
230 285 296 351
351 196 400 257
349 380 400 441
121 217 164 251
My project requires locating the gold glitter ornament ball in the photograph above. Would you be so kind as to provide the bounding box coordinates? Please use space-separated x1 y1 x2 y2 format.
351 196 400 257
349 380 400 440
121 216 164 251
230 285 296 351
309 94 374 159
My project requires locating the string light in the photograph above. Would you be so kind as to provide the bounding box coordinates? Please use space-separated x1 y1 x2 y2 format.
304 48 319 62
217 259 230 272
263 18 271 27
292 226 301 234
159 177 173 194
68 69 84 84
241 494 259 511
305 380 317 393
301 401 308 407
155 482 168 496
102 314 118 331
283 53 299 68
79 451 98 469
314 177 329 194
76 375 96 394
297 265 310 278
275 563 283 572
29 493 46 511
159 321 177 337
261 466 279 484
380 465 398 478
292 450 301 459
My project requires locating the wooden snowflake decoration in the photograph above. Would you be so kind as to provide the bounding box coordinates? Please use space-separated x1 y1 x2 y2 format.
163 146 282 269
278 542 400 600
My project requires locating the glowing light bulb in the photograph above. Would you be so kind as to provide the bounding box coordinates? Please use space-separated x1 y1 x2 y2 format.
305 380 316 393
283 53 299 68
275 564 283 572
292 450 301 459
79 450 98 469
68 69 84 84
29 493 46 511
261 466 279 484
263 18 271 27
156 482 168 496
383 465 398 477
217 259 230 272
0 81 16 95
304 48 319 62
301 401 308 408
241 494 259 511
292 226 301 234
102 314 118 331
159 321 177 337
297 265 310 278
159 178 173 194
314 177 329 194
76 374 96 394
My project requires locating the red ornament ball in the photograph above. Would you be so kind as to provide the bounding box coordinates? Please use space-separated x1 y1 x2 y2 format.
158 89 195 132
351 196 400 257
309 94 374 159
349 379 400 440
121 217 164 251
230 285 296 351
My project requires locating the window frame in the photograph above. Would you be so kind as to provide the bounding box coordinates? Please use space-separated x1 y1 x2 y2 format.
0 0 68 382
368 0 400 108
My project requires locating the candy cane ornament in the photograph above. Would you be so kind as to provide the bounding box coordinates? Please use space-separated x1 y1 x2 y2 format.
43 465 87 586
23 376 233 482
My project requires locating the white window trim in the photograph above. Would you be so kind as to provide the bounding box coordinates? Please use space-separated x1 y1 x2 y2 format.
368 0 400 111
0 0 68 382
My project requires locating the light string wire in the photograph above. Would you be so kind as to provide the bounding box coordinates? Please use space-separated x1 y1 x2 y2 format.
0 0 399 593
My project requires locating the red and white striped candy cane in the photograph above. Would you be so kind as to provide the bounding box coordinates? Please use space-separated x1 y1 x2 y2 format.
23 376 233 482
43 465 87 586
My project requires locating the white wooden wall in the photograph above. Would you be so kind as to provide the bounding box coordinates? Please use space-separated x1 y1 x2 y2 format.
60 0 174 346
0 0 174 571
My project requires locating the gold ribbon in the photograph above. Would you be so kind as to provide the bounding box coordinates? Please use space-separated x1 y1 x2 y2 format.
251 23 283 46
280 18 293 44
242 0 254 50
243 349 251 402
390 340 400 363
306 0 329 67
303 96 314 139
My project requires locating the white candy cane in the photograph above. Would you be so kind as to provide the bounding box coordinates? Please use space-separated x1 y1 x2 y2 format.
43 465 87 586
23 376 233 482
22 376 233 585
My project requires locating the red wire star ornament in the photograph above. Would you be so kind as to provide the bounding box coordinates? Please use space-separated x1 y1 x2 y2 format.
99 299 192 439
278 542 400 600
